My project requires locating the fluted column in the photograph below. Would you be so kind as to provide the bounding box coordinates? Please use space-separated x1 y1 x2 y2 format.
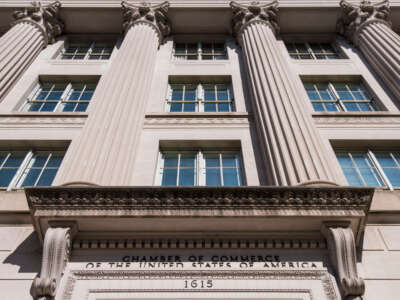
0 1 63 101
338 0 400 101
231 1 337 186
55 1 170 186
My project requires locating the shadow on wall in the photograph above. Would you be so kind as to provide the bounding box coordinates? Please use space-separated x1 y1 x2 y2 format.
3 231 42 273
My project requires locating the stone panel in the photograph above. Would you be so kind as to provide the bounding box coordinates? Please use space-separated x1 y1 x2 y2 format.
378 226 400 250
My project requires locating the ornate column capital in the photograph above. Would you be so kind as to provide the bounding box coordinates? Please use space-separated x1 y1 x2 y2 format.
121 1 171 45
32 224 76 300
230 0 279 43
12 1 64 46
338 0 391 45
322 222 365 300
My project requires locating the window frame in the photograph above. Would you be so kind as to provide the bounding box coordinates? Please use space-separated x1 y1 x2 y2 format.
285 42 343 60
336 149 400 191
304 81 378 112
173 41 228 61
20 81 97 113
0 150 65 191
155 150 244 187
166 83 235 112
58 41 115 60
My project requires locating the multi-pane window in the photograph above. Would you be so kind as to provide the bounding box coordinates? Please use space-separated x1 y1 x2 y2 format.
285 42 341 60
336 151 400 189
0 150 64 190
21 81 97 112
167 83 234 112
174 42 227 60
59 41 115 60
157 151 243 186
304 82 378 112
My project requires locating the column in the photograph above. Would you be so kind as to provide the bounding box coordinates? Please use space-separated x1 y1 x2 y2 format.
55 1 170 186
0 1 63 101
338 0 400 101
230 1 337 186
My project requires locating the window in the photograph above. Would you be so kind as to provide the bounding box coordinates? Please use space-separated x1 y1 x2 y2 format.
59 41 115 60
167 83 234 112
157 151 244 186
21 81 97 112
0 150 65 190
285 42 341 60
304 82 378 112
336 151 400 189
174 42 227 60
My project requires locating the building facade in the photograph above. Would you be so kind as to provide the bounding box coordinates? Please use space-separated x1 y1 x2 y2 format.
0 0 399 299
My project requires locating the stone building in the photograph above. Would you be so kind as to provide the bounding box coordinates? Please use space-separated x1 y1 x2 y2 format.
0 0 399 299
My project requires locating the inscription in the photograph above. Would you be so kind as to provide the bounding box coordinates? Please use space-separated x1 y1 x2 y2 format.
184 279 214 289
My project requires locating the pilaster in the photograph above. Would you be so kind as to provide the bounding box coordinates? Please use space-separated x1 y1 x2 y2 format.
54 1 170 186
230 1 338 186
0 1 63 101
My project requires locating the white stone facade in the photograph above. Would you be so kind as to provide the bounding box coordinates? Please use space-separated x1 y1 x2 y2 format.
0 1 399 300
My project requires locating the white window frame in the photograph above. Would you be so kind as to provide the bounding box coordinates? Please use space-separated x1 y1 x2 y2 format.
286 42 342 60
0 150 65 191
337 149 400 191
166 83 234 112
173 41 228 61
155 150 244 186
59 41 115 60
20 81 97 113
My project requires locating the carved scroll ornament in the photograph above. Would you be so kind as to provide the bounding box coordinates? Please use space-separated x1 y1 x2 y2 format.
12 1 64 45
338 0 391 45
32 227 71 300
121 1 170 45
230 0 279 40
322 223 364 300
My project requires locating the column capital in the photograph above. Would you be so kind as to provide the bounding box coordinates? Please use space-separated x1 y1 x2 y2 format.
121 1 171 45
338 0 391 45
12 1 64 46
230 0 279 43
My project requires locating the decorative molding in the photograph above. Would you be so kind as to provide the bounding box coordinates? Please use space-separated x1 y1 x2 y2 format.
62 270 337 300
72 238 326 250
322 222 364 300
230 0 279 42
337 0 391 45
313 115 400 126
26 186 373 212
32 227 73 300
121 1 170 45
144 116 250 127
12 1 64 45
0 115 86 127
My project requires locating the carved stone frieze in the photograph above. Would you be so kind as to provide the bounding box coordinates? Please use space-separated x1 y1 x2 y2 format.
313 115 400 126
337 0 391 45
32 226 74 300
144 117 250 127
121 1 170 44
322 222 364 300
230 0 279 41
26 186 373 211
12 1 64 45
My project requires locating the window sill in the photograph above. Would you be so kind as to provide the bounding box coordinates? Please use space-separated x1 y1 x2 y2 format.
312 111 400 117
172 60 230 65
146 112 250 118
5 112 88 118
290 58 351 65
48 59 110 65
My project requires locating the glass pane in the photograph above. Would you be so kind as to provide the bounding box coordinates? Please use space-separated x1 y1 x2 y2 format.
0 169 18 187
185 88 196 101
359 167 383 187
32 155 48 167
383 168 400 187
183 103 196 112
28 103 42 112
175 43 186 54
47 91 63 100
218 103 230 112
223 168 239 186
170 103 182 112
164 155 178 168
353 153 370 167
36 168 58 186
171 87 183 100
375 153 397 167
326 103 339 112
180 155 195 168
35 91 49 100
68 91 81 100
20 168 41 187
75 103 88 112
312 103 325 112
202 55 212 60
47 155 64 168
204 88 216 100
187 43 198 54
217 89 229 100
358 103 373 111
80 91 94 100
41 102 57 112
344 102 360 112
204 103 217 112
161 169 177 186
62 103 76 112
202 43 212 53
205 155 219 167
179 169 195 186
4 153 25 167
222 155 236 168
343 168 364 186
206 168 221 186
337 153 353 167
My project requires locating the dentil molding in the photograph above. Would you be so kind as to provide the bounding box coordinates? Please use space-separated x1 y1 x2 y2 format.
12 1 64 46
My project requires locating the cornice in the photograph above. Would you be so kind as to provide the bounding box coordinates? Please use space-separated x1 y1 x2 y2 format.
312 113 400 127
